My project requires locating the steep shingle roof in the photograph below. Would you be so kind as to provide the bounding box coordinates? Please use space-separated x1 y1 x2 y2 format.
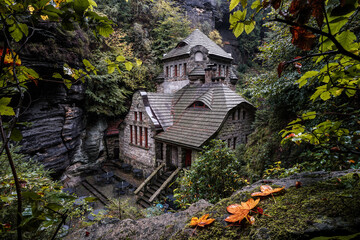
147 93 173 130
154 83 254 148
163 29 233 61
188 66 205 76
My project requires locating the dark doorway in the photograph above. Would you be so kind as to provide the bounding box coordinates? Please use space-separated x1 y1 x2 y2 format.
185 149 192 167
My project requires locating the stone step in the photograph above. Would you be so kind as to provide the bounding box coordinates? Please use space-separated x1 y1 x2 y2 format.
137 197 151 208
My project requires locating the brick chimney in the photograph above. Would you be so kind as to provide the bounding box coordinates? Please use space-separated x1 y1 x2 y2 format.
205 64 216 83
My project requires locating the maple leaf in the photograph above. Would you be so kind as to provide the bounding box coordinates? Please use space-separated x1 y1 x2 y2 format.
251 185 285 197
225 198 260 223
310 0 324 27
0 48 21 66
290 26 316 51
189 214 215 227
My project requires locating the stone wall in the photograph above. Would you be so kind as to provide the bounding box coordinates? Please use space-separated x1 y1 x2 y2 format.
105 135 119 160
216 104 255 148
119 92 156 176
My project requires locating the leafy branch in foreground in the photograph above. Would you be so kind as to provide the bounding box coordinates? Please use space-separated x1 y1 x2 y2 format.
0 0 138 239
230 0 360 165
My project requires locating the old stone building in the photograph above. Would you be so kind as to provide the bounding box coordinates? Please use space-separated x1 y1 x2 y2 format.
119 29 255 176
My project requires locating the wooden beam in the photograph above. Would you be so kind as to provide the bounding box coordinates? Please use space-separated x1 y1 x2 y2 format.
134 163 165 195
149 167 181 203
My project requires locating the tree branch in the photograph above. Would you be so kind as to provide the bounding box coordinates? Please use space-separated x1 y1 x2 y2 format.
271 17 360 62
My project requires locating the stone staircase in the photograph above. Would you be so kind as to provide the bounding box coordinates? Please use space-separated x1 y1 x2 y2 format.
135 164 180 208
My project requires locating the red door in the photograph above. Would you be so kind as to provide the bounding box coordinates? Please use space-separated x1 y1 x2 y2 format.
185 149 192 167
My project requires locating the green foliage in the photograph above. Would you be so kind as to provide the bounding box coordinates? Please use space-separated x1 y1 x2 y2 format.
0 146 92 239
150 0 191 61
85 47 148 117
106 198 145 220
174 140 248 207
233 0 360 175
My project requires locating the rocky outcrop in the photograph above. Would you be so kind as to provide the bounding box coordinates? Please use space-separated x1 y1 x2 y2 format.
65 170 360 239
65 199 212 240
19 82 85 176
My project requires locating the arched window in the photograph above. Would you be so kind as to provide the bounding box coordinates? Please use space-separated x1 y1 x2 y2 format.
189 101 209 109
194 52 203 62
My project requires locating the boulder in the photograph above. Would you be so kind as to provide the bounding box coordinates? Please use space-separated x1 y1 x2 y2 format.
65 170 360 239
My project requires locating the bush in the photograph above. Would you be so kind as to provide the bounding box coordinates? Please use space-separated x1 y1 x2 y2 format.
0 146 92 239
174 140 248 207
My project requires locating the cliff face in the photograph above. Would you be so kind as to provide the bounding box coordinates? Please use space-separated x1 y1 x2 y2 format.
19 82 85 176
175 0 242 63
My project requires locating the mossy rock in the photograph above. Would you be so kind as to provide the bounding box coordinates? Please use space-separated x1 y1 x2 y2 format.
172 172 360 240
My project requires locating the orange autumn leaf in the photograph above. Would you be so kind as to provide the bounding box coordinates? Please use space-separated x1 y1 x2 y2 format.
189 214 215 227
290 26 316 51
0 48 21 66
225 198 260 223
251 185 285 197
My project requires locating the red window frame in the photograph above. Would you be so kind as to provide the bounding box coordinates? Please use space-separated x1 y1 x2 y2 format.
233 137 237 149
134 112 137 121
226 66 229 77
174 65 177 77
145 128 148 148
139 127 143 146
166 66 169 77
191 101 207 109
139 112 142 122
134 126 138 145
130 125 133 144
183 63 187 76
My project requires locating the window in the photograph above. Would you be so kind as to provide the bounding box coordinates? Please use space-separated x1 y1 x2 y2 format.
226 66 229 77
233 137 237 149
223 65 226 76
174 65 177 77
184 63 187 75
232 111 235 120
170 66 173 77
243 111 246 120
145 128 148 148
166 66 169 77
135 126 138 145
190 101 208 109
139 112 142 122
179 64 182 76
218 65 221 76
134 112 137 121
237 108 240 120
195 52 203 62
130 125 133 144
139 127 143 146
228 139 231 148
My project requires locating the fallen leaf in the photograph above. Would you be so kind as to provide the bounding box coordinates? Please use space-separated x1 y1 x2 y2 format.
251 185 285 197
225 198 260 223
295 181 302 188
189 214 215 227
